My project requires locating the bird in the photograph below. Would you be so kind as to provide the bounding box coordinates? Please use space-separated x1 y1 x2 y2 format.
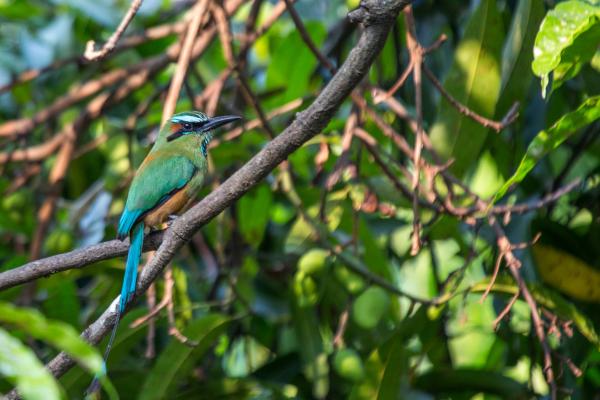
87 111 240 394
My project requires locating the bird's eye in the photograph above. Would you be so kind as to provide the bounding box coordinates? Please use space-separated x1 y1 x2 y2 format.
183 123 192 130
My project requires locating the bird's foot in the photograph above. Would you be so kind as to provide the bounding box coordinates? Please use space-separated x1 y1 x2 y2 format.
166 214 178 227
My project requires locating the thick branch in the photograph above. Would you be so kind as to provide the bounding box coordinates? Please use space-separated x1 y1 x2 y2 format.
0 232 164 291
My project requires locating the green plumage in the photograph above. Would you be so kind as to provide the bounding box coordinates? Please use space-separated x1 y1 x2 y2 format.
124 134 209 223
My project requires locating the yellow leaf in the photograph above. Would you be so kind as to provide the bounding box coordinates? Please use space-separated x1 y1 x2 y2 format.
533 244 600 303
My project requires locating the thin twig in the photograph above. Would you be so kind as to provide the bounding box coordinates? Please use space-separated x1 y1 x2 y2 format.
404 6 423 255
84 0 145 61
165 268 198 346
423 64 519 133
492 289 519 330
489 216 557 400
144 282 157 358
332 307 349 348
163 0 211 123
283 0 335 74
372 60 413 103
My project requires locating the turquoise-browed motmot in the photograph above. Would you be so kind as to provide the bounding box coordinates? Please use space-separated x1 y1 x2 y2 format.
116 111 240 313
90 111 240 391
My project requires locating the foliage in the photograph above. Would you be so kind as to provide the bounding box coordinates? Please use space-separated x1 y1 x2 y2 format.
1 0 600 399
531 0 600 97
494 95 600 201
430 0 504 177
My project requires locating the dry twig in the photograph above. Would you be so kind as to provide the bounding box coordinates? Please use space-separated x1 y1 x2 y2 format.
163 0 211 122
84 0 145 61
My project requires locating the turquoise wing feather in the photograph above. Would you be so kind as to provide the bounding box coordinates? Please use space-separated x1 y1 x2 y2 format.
117 155 196 238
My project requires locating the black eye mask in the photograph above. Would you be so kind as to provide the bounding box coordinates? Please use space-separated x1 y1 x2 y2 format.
166 115 241 142
166 121 207 142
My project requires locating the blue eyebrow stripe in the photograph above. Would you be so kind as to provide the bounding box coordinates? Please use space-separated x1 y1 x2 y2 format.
170 111 209 124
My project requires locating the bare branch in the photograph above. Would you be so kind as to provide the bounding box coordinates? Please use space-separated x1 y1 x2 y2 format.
423 64 519 133
84 0 145 62
162 0 211 122
283 0 335 74
0 232 165 291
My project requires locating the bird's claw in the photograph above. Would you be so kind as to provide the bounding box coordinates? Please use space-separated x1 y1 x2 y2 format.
167 215 178 227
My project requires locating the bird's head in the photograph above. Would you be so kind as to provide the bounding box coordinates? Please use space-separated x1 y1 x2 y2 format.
166 111 241 143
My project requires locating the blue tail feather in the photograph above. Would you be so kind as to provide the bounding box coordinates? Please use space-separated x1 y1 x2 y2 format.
117 208 143 240
86 222 144 396
120 222 144 312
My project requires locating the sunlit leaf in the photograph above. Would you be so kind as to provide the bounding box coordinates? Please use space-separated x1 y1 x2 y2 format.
429 0 504 177
238 185 272 246
0 302 103 374
532 0 600 97
0 328 62 400
533 244 600 303
494 95 600 201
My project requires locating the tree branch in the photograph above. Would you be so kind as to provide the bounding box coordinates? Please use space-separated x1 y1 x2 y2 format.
84 0 145 62
162 0 211 122
0 231 164 291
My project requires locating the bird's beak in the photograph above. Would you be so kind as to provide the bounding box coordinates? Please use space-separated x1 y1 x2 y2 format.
200 115 242 132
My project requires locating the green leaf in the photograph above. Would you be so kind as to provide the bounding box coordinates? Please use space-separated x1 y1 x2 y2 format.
494 95 600 201
414 369 531 399
265 22 326 107
293 303 328 399
41 277 81 328
173 266 193 322
352 287 390 329
497 0 545 116
468 151 506 199
0 302 103 374
238 185 272 246
532 0 600 97
137 314 230 400
0 327 62 400
486 0 545 178
285 201 343 253
222 336 270 377
349 309 428 399
429 0 504 177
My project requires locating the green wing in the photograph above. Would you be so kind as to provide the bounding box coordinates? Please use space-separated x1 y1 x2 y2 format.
118 155 196 237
